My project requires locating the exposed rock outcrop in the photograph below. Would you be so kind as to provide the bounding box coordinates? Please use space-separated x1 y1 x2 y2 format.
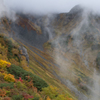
19 46 29 64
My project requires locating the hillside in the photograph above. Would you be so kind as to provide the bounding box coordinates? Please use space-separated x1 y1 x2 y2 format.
0 5 100 100
0 34 74 100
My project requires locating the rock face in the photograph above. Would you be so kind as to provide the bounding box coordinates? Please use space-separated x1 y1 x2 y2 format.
10 14 49 51
19 46 29 64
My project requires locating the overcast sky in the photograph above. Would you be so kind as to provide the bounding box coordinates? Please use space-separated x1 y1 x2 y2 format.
3 0 100 15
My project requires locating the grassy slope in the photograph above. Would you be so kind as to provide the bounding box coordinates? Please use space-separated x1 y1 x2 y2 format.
0 34 77 100
17 40 77 100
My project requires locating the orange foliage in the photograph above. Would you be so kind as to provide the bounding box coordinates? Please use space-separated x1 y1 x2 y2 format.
0 89 6 97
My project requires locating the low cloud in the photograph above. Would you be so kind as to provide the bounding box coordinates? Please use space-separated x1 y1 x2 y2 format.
3 0 100 15
0 0 16 21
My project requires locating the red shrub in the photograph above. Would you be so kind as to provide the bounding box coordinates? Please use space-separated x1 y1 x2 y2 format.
18 77 23 83
22 93 33 99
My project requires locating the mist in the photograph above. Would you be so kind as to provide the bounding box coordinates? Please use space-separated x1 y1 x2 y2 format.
51 9 100 99
0 0 16 21
3 0 100 15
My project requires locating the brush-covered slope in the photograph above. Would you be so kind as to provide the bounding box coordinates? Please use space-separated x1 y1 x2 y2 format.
0 5 100 100
0 34 74 100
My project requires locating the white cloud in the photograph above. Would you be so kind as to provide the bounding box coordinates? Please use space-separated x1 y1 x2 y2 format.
3 0 100 15
0 0 16 20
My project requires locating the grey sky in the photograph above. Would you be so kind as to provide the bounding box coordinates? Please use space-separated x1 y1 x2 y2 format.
3 0 100 15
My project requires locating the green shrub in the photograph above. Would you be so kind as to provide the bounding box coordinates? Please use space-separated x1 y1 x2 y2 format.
6 90 11 96
32 97 39 100
0 82 14 89
7 64 48 91
42 86 59 99
16 81 27 91
7 64 26 79
7 40 13 59
32 75 48 91
12 95 23 100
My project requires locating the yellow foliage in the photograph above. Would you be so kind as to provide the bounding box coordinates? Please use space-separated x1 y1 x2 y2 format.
46 96 51 100
3 73 15 82
0 59 11 68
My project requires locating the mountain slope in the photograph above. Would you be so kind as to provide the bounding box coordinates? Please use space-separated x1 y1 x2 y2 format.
0 5 100 100
0 34 74 100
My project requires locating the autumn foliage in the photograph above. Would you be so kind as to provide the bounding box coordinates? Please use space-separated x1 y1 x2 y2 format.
3 73 15 82
22 93 34 99
0 59 11 68
0 89 6 97
42 86 73 100
0 35 74 100
0 59 73 100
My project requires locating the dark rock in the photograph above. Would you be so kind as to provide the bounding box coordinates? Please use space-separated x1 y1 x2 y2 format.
19 46 29 64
